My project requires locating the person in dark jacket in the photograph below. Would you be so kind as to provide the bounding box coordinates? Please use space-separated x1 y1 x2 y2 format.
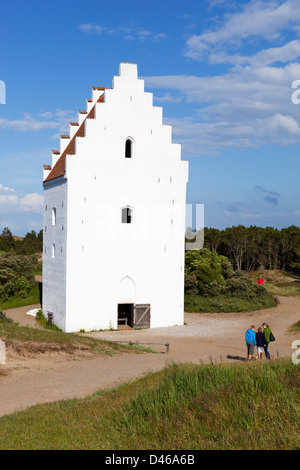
262 322 271 359
255 327 266 360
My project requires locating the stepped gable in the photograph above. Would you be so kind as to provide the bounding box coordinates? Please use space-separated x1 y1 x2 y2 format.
43 91 105 182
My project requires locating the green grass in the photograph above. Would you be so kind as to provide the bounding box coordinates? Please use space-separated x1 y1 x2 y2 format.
35 309 62 331
0 360 299 450
266 283 300 297
185 270 300 313
0 312 148 355
248 270 300 297
184 292 276 313
289 320 300 333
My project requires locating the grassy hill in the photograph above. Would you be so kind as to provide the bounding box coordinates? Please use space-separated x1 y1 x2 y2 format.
247 269 300 297
0 359 299 450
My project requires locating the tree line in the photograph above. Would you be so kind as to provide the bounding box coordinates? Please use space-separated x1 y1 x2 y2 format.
1 224 300 273
0 227 43 255
203 225 300 273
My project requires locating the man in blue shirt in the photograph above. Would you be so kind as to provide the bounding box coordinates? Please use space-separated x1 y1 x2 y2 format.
245 325 256 360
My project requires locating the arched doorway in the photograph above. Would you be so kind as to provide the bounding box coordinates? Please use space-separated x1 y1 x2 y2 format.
118 276 135 328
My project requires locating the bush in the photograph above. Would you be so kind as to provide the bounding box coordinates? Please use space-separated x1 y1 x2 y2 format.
184 249 275 312
14 276 32 297
0 253 37 302
185 248 233 294
0 309 13 323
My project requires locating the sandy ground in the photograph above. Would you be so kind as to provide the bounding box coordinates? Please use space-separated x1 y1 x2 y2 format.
0 296 299 417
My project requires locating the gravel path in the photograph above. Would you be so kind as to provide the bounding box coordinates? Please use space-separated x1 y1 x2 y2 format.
0 296 299 417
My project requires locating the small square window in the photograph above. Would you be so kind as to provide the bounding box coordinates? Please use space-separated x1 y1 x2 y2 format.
121 207 132 223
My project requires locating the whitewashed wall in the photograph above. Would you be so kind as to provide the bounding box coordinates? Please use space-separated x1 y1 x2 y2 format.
43 63 188 332
42 177 67 330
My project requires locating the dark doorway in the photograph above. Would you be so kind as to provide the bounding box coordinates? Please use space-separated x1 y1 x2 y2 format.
118 303 134 328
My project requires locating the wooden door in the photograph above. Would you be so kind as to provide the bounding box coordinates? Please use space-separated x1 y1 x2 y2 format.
134 304 150 329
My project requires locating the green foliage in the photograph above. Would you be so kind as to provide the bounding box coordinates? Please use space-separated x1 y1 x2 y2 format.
289 320 300 332
203 224 300 273
185 248 275 312
0 228 15 252
35 310 62 332
0 309 13 323
0 227 43 255
185 248 232 293
0 252 37 302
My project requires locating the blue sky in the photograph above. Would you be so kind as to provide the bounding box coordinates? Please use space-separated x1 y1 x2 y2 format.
0 0 300 235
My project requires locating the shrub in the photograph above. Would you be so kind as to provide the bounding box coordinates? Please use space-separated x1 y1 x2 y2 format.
185 248 233 294
0 253 37 302
184 249 275 312
0 309 13 323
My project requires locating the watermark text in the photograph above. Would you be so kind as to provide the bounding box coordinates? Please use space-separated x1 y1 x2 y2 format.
0 340 5 364
291 340 300 364
0 80 6 104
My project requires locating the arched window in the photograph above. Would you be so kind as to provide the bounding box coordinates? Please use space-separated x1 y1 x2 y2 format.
52 207 56 226
121 206 132 224
52 243 55 259
125 138 132 158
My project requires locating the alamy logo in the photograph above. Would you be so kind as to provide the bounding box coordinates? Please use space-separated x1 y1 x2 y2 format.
0 80 5 104
291 340 300 365
291 80 300 104
185 203 205 250
0 80 6 104
0 340 5 364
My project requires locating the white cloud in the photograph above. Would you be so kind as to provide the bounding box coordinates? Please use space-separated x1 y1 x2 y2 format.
185 0 300 62
78 23 104 34
144 60 300 154
250 40 300 67
0 184 15 193
224 209 262 219
206 0 228 8
0 184 43 214
0 194 18 207
260 113 300 135
154 93 184 103
0 115 58 132
0 109 75 134
78 22 167 42
19 193 43 213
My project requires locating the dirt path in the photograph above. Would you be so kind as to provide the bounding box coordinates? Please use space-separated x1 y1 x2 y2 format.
0 296 299 417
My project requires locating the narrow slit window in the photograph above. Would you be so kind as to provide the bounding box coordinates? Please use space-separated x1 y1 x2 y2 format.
121 207 132 224
125 139 132 158
52 207 56 226
52 244 55 258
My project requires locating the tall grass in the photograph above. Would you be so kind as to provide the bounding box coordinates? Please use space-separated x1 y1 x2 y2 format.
0 360 299 450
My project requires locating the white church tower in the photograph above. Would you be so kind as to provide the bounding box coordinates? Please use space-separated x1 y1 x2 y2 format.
42 63 189 333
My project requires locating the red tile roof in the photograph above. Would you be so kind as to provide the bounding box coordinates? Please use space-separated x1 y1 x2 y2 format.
43 92 105 183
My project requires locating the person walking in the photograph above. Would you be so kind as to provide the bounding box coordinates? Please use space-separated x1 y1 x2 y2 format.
245 325 256 360
255 327 266 360
262 322 271 359
257 276 264 285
